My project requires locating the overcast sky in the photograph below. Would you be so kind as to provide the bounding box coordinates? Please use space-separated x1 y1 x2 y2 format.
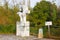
0 0 60 8
30 0 60 7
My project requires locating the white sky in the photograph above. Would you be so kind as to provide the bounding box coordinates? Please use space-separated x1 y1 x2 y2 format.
30 0 41 7
0 0 60 8
30 0 60 7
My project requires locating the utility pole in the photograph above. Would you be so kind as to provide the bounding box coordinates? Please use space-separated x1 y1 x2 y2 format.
23 0 30 6
21 0 30 9
27 0 30 8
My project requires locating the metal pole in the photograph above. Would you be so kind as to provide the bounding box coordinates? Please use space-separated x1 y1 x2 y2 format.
48 25 50 37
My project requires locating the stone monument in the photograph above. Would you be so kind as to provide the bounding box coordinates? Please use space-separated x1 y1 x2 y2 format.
16 5 30 37
38 28 43 38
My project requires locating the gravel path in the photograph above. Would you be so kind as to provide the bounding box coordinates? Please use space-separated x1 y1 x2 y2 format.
0 35 55 40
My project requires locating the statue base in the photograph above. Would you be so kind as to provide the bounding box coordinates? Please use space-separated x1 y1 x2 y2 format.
16 21 30 37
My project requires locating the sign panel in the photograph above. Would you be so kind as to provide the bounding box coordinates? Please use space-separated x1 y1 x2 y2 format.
45 21 52 26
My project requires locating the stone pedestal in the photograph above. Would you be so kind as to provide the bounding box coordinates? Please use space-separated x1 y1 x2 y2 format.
38 28 43 38
16 21 30 37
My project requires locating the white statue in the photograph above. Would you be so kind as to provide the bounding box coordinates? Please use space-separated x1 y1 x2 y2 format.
16 4 30 36
17 5 30 22
17 12 25 22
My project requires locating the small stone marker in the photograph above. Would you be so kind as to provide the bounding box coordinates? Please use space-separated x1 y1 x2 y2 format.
38 28 43 38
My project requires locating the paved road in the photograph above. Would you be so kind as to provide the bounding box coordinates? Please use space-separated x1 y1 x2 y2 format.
0 35 55 40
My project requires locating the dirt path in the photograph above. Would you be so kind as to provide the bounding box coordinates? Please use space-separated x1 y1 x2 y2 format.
0 35 54 40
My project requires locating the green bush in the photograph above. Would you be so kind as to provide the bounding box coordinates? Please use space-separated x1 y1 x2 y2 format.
51 26 60 37
30 27 38 36
43 26 60 38
0 24 16 34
